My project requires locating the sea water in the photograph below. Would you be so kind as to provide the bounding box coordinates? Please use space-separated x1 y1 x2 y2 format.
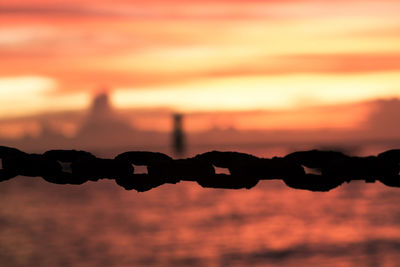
1 145 400 267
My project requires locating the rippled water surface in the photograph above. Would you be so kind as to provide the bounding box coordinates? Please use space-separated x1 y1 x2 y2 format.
1 147 400 267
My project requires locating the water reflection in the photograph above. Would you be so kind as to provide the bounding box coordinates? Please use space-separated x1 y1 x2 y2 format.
1 148 400 266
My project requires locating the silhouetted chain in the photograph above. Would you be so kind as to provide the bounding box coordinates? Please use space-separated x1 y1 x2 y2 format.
1 146 400 192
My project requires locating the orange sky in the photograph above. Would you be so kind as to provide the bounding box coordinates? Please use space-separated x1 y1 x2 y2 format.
1 0 400 132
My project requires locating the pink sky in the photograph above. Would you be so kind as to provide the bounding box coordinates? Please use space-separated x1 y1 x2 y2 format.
1 0 400 134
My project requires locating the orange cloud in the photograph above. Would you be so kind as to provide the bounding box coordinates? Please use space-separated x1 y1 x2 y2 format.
1 0 400 118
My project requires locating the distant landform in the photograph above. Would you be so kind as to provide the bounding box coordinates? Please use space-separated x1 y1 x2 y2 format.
1 93 400 155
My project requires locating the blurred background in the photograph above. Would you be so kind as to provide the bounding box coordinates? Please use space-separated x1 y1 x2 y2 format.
1 0 400 266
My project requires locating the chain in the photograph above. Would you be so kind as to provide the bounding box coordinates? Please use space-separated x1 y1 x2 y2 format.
1 146 400 192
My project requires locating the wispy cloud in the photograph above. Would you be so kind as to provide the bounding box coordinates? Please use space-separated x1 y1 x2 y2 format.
0 5 151 18
1 0 400 117
0 76 89 118
1 0 400 20
113 72 400 111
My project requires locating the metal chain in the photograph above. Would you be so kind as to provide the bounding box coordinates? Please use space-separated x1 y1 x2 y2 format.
1 146 400 192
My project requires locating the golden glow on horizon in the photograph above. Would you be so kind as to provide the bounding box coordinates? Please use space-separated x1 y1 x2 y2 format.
0 76 89 118
0 76 55 93
113 72 400 111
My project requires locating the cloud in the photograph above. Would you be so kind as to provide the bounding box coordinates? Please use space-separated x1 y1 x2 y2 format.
1 0 399 20
0 3 273 20
363 98 400 137
0 5 149 18
0 27 58 46
112 72 400 112
0 76 89 118
275 53 400 74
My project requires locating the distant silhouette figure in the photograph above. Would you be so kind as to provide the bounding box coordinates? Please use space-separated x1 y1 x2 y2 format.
172 113 185 156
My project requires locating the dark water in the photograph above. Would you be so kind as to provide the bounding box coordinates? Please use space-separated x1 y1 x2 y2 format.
1 146 400 267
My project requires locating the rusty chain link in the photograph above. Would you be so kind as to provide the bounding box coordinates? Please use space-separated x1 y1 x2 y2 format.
1 146 400 192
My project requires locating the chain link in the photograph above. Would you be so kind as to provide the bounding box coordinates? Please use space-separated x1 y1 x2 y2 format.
1 146 400 192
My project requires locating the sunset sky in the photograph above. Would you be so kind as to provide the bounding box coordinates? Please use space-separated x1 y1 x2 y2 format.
1 0 400 134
